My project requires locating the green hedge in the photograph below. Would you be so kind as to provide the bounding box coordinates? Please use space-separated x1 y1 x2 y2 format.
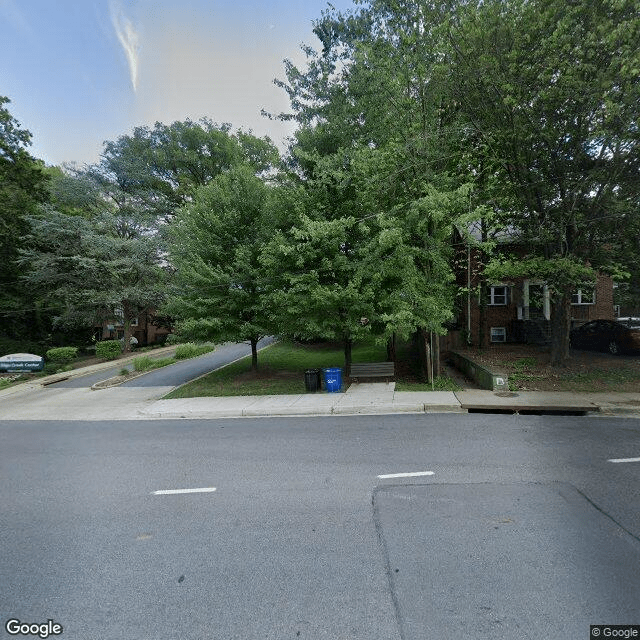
96 340 122 360
46 346 78 364
174 343 215 360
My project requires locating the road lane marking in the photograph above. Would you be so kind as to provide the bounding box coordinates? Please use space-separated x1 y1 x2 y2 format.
377 471 435 479
608 457 640 464
152 487 217 495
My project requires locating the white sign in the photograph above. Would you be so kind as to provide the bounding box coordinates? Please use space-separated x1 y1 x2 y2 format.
0 353 45 372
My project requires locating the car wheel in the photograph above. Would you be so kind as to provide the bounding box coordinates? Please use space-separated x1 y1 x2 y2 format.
608 340 620 355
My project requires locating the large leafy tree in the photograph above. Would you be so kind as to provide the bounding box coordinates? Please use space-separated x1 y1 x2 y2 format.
261 198 377 370
165 165 278 370
275 0 639 367
0 97 50 345
21 196 167 352
445 0 640 364
268 1 475 372
97 119 279 211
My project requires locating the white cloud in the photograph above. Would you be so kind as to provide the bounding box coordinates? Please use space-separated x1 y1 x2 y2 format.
109 0 140 92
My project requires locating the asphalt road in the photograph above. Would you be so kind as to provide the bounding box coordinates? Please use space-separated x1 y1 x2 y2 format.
52 337 276 389
1 413 639 639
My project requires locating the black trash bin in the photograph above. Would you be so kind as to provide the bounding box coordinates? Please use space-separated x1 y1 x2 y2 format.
304 368 322 392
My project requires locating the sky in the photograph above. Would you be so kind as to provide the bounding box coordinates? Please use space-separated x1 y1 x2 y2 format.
1 0 358 167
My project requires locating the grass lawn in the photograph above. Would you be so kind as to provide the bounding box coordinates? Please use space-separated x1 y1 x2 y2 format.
395 377 461 392
165 339 457 398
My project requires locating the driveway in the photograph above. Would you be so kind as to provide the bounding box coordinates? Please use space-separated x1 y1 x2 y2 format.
51 338 276 389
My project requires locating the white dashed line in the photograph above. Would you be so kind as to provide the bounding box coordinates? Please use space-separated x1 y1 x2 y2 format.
608 457 640 464
377 471 435 479
152 487 217 495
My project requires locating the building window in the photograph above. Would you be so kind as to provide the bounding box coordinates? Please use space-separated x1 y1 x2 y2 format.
131 317 139 327
572 288 595 305
488 286 509 305
490 327 506 343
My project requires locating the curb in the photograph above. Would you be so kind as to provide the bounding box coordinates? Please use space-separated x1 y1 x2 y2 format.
91 370 150 390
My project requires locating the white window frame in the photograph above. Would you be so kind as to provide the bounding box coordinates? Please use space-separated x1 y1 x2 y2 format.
490 327 507 343
571 288 595 305
488 285 509 306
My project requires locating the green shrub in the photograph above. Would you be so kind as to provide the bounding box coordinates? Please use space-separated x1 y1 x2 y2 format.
153 357 177 367
164 334 182 345
174 342 214 359
133 355 176 371
133 356 153 371
46 346 78 364
96 340 122 360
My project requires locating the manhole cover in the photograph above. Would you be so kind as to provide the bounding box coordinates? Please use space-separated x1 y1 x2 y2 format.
494 391 519 397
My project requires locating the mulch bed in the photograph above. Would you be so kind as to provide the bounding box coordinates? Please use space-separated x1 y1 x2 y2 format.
449 344 640 392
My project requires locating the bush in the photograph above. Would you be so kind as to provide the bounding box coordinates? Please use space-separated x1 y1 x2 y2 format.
96 340 122 360
153 357 177 367
46 346 78 364
164 334 182 345
134 355 176 371
133 356 153 371
174 342 215 360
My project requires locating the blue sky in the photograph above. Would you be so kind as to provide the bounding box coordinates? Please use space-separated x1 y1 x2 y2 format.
1 0 357 166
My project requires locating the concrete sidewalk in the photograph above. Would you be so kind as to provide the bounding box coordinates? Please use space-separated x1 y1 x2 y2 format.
2 355 640 420
141 383 463 419
139 384 640 420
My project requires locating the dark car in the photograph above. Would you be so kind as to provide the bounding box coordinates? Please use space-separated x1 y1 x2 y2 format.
570 319 640 355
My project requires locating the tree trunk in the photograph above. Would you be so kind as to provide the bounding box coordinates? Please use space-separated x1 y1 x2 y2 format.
432 332 440 378
344 338 352 374
416 328 430 381
386 333 397 362
122 303 133 353
550 288 571 367
250 337 258 371
425 335 433 384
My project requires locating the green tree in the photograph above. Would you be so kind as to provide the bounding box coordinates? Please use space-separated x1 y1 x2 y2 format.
277 0 640 366
165 165 277 370
261 211 376 371
270 3 475 373
0 96 50 344
96 119 279 211
445 0 640 364
21 165 168 352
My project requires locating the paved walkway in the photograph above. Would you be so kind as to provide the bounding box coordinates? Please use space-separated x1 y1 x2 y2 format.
2 351 640 420
2 377 640 420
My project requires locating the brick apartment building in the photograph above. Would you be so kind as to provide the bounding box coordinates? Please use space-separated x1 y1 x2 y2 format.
95 309 171 346
452 229 615 347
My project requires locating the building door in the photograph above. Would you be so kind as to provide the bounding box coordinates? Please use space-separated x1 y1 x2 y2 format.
528 284 545 319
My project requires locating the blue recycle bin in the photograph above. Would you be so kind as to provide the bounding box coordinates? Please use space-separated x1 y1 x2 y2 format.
322 367 343 393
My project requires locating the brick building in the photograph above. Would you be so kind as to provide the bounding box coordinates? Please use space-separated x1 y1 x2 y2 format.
95 309 171 346
453 230 615 346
